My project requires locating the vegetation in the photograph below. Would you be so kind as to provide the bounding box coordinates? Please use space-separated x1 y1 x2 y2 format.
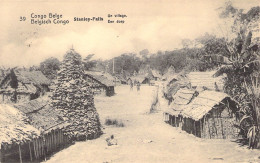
105 118 125 127
214 2 260 148
39 57 61 80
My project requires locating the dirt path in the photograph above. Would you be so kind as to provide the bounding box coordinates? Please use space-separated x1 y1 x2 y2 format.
45 85 259 163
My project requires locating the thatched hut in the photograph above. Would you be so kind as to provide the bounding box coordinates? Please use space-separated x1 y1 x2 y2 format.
84 71 115 96
162 65 175 81
164 88 197 128
151 70 162 81
115 75 127 85
0 69 51 104
13 98 71 161
131 75 150 85
164 90 239 139
187 71 225 91
181 91 239 139
0 104 40 162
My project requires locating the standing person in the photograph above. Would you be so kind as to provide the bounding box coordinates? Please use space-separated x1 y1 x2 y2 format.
130 81 133 91
137 81 140 91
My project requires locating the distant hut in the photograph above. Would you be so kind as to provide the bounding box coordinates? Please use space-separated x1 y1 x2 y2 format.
150 70 162 81
131 75 149 85
162 65 175 81
187 71 225 91
163 72 190 103
146 70 162 85
84 71 115 96
0 104 40 162
115 74 127 85
0 69 51 103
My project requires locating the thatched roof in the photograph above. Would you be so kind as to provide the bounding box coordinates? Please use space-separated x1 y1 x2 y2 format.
14 70 51 86
14 98 68 132
85 71 115 87
0 104 40 145
115 74 127 83
0 70 50 94
14 98 48 114
166 88 196 116
151 70 162 78
172 88 196 105
187 71 225 91
164 72 191 98
166 89 234 121
182 90 230 121
162 66 175 80
131 75 147 83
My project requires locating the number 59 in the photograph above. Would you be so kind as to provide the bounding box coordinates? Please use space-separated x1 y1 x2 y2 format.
20 16 26 21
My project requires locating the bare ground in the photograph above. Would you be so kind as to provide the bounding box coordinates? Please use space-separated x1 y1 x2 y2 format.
45 85 260 163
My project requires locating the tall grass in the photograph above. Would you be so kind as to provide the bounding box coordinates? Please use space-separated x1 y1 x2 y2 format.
242 76 260 148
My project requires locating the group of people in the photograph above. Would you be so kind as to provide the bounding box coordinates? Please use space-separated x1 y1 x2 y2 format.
130 81 141 91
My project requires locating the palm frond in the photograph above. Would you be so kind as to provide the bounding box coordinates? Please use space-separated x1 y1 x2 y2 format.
214 65 233 77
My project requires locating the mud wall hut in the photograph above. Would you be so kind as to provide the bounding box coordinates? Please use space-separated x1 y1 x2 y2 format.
13 98 71 162
164 90 239 139
0 104 40 162
182 91 239 139
84 71 115 96
0 69 51 104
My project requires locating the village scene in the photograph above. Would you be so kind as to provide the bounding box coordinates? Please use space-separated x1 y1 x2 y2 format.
0 0 260 163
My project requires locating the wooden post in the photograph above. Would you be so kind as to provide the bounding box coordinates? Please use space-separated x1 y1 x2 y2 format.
193 120 196 136
48 133 51 153
53 130 56 151
39 138 41 158
18 144 22 163
60 131 63 148
59 130 62 147
0 145 3 163
33 139 37 160
52 130 54 151
43 135 46 162
200 119 203 138
36 138 39 159
203 116 207 138
220 117 225 139
37 138 40 158
207 116 211 139
29 142 33 161
45 134 48 154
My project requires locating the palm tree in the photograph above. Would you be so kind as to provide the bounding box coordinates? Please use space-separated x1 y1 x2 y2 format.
214 29 260 148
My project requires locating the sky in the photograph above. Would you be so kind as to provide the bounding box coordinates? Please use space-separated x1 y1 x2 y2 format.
0 0 259 67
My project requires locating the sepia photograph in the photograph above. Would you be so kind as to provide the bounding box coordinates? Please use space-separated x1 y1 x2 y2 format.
0 0 259 162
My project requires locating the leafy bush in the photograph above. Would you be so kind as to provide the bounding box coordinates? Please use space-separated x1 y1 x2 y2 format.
105 118 125 127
